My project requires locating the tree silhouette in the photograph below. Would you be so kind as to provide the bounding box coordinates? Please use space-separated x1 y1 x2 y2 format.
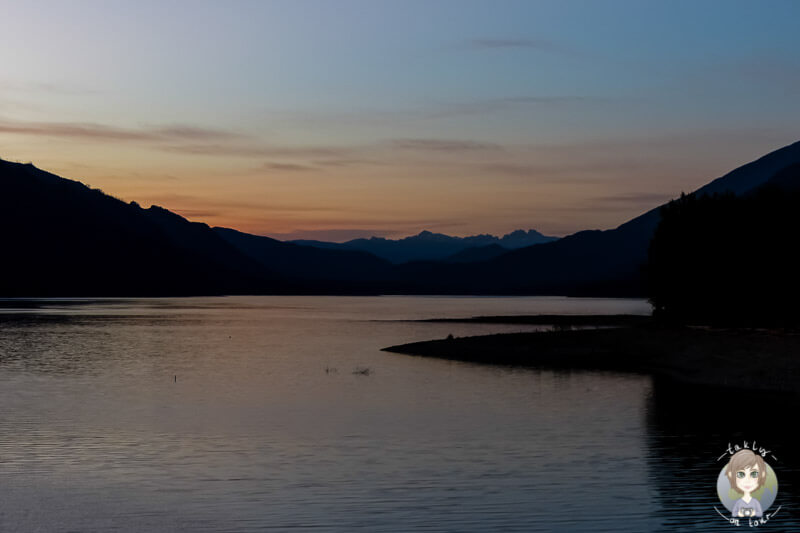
647 164 800 327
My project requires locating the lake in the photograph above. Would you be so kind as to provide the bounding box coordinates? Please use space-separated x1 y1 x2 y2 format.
0 296 796 531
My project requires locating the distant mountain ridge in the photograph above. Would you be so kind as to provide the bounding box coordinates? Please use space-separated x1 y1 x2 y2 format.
292 228 558 264
3 139 800 296
386 139 800 295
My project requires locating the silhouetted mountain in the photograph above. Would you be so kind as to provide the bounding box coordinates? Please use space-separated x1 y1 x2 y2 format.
213 227 393 285
443 244 508 263
3 139 799 297
648 161 800 326
389 140 800 295
293 228 558 264
761 161 800 192
0 158 277 296
496 229 555 248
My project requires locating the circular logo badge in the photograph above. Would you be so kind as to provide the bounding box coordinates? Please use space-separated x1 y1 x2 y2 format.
717 449 778 519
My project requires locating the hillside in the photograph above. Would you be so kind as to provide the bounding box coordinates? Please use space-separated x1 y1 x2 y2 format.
0 160 274 296
3 140 799 296
390 140 800 295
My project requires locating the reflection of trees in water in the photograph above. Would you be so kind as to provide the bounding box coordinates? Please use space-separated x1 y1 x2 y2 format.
644 377 800 530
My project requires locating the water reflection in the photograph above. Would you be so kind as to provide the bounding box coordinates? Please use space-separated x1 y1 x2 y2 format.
5 296 793 531
644 378 799 530
0 313 203 376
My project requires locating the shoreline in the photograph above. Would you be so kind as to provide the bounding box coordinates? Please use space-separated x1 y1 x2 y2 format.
382 316 800 394
409 314 650 326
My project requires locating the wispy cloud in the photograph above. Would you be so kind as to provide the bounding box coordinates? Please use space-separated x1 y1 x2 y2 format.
161 137 504 163
149 125 246 141
312 158 383 168
261 162 317 172
170 209 224 219
548 193 677 219
587 193 674 209
388 138 502 153
161 143 352 158
0 117 245 143
146 193 351 215
265 94 589 125
591 192 676 206
424 96 588 118
0 119 154 141
478 158 658 180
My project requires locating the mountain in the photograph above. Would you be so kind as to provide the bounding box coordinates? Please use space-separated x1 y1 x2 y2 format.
647 160 800 325
0 159 389 296
0 159 273 296
3 139 799 297
443 244 508 263
292 228 558 264
390 140 800 295
761 161 800 192
496 229 557 249
213 227 393 288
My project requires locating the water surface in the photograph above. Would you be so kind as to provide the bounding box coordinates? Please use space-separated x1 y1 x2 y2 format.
0 297 795 531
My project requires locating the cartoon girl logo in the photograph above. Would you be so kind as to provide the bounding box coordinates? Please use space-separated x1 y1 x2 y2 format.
726 450 767 517
716 448 779 522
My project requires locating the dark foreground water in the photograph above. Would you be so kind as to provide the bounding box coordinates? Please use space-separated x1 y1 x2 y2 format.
0 296 797 532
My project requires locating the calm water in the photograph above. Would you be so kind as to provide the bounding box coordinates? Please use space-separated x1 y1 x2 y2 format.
0 296 797 532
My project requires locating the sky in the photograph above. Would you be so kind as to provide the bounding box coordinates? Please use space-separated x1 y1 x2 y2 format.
1 0 799 240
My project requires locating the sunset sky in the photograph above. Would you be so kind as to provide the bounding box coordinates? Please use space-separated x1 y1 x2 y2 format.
1 0 799 240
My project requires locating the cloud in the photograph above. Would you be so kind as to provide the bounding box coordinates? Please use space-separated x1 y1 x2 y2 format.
0 119 154 141
149 125 246 141
242 159 383 175
477 158 659 182
170 209 223 219
146 193 348 214
261 162 317 172
161 137 503 162
388 138 502 152
591 192 677 206
424 96 589 119
479 163 541 177
312 158 383 168
0 117 245 143
264 95 589 126
161 143 352 158
0 119 377 163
